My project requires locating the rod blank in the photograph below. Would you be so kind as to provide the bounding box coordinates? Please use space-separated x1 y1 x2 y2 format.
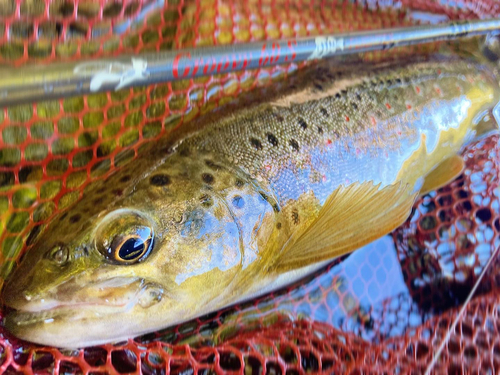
0 18 499 107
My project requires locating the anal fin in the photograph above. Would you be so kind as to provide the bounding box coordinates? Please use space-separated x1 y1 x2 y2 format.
419 155 464 196
270 182 416 273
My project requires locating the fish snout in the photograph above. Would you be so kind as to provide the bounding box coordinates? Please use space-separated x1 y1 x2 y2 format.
2 269 37 310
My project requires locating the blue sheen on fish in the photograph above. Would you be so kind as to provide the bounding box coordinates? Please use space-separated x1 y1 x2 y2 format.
2 55 499 348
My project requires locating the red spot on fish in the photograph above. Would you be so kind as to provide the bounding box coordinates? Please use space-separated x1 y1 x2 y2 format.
435 87 442 95
265 165 272 171
397 131 402 136
370 116 376 126
345 116 350 122
406 104 412 109
415 86 421 94
322 175 327 182
326 139 332 145
437 69 441 74
356 148 361 156
385 103 392 110
384 150 389 158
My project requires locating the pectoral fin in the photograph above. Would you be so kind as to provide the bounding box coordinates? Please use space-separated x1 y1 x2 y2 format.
270 182 416 272
419 155 464 196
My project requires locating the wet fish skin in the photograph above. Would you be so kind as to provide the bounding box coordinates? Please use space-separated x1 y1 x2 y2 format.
2 55 499 348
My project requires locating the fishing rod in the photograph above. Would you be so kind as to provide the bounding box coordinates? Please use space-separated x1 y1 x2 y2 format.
0 17 500 107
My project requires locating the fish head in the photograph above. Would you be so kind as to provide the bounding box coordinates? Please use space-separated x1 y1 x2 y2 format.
3 203 173 348
2 155 255 348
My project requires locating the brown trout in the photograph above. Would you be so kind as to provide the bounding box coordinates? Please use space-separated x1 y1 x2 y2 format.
3 55 499 348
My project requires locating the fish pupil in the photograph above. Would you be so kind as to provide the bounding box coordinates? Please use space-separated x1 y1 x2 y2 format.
119 238 145 260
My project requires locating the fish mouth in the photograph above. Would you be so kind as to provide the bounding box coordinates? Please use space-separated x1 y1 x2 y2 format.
6 306 82 327
6 299 135 327
3 277 165 348
3 277 163 327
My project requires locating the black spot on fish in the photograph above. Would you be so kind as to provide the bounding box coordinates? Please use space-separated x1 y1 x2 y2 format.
292 208 299 224
276 222 282 230
235 179 244 188
289 139 299 152
250 138 263 150
274 114 284 122
396 78 402 84
314 82 323 91
335 93 341 99
205 159 222 171
232 195 245 209
120 175 131 183
202 173 214 185
315 71 326 81
351 102 358 110
317 126 323 134
69 214 81 224
150 174 171 186
386 79 393 85
112 189 123 197
298 118 308 130
60 212 68 221
199 194 213 208
179 148 191 157
356 93 361 101
267 133 278 147
320 107 329 117
341 89 347 96
93 197 104 205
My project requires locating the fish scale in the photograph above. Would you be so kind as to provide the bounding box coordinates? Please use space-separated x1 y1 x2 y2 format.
180 59 492 207
2 55 500 348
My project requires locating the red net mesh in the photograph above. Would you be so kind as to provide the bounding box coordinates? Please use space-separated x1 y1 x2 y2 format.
0 132 498 373
0 0 440 282
0 0 499 374
0 0 434 66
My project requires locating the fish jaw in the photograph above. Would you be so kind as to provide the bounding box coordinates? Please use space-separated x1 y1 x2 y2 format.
3 275 167 348
4 303 162 348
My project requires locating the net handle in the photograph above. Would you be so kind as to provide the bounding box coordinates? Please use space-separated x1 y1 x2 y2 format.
1 18 499 107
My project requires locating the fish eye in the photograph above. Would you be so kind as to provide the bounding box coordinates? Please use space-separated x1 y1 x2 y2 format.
110 229 153 264
95 209 155 265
